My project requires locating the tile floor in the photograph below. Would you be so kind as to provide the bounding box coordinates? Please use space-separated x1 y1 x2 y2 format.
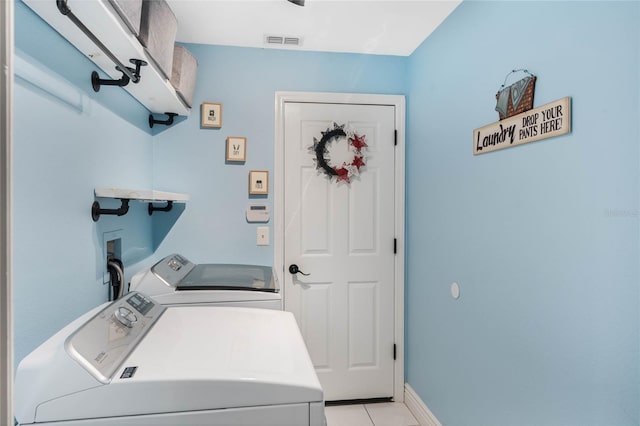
325 402 419 426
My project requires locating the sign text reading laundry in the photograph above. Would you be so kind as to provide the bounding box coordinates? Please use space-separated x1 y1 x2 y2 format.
473 97 571 155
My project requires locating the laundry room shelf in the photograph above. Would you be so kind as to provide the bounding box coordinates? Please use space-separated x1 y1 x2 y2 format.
94 188 190 202
92 187 189 221
23 0 190 117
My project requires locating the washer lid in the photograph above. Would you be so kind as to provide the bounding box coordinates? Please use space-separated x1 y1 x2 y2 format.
32 307 323 422
177 263 278 293
126 307 319 388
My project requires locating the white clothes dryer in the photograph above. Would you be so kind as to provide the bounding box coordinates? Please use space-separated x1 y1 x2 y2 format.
15 292 324 425
130 253 281 309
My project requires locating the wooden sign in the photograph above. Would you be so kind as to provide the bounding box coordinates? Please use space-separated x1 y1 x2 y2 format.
474 97 571 155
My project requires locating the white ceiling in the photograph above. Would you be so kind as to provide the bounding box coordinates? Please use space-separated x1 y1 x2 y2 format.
165 0 462 56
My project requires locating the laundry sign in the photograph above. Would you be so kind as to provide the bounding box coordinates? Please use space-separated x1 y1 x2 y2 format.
474 97 571 155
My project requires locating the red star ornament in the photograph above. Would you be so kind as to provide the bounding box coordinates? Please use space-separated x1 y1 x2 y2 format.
351 155 366 170
350 134 368 152
335 167 351 183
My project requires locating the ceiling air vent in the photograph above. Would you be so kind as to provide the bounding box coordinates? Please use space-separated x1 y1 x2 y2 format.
266 35 284 45
264 35 302 47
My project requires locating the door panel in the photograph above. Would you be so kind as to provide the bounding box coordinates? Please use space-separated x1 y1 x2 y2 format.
301 284 331 370
349 169 379 253
283 102 396 400
348 281 379 368
301 167 331 254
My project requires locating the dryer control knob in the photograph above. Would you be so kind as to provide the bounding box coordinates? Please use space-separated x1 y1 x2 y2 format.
114 306 138 328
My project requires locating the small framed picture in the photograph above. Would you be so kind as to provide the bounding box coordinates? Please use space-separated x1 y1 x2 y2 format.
249 170 269 195
226 137 246 162
201 102 222 128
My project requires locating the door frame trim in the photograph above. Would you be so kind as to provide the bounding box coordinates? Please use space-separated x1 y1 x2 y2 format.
274 91 405 402
1 0 14 423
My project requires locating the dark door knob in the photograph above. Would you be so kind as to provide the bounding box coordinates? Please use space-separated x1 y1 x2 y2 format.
289 264 310 276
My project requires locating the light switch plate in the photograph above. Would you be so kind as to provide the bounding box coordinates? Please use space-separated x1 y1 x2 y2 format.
257 226 269 246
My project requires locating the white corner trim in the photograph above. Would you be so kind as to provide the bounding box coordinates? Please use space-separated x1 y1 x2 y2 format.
404 383 442 426
1 1 14 425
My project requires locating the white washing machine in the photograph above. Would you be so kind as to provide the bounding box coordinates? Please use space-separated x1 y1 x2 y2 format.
130 253 281 309
15 292 325 425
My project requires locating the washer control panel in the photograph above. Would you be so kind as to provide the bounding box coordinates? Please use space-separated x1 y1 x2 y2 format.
114 306 138 328
64 292 166 383
151 253 196 286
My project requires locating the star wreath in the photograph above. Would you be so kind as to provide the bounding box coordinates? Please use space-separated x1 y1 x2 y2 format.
308 122 368 184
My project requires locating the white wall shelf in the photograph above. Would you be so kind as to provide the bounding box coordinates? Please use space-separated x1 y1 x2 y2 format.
23 0 190 117
94 187 189 202
93 187 189 222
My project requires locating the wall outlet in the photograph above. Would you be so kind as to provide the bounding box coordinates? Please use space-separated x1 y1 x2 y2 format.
257 226 269 246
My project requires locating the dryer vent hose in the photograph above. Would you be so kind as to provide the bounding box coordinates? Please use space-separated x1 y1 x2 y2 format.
107 259 124 301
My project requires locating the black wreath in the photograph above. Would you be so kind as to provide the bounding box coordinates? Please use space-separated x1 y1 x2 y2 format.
314 127 346 176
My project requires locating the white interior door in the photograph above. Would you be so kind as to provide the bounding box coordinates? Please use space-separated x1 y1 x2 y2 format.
283 102 396 401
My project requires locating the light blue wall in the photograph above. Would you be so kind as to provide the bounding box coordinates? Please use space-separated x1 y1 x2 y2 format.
13 2 156 363
151 44 407 265
15 1 153 134
406 1 639 425
12 4 407 363
12 0 640 424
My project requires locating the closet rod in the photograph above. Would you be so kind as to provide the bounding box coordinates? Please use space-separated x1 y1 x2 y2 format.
55 0 139 83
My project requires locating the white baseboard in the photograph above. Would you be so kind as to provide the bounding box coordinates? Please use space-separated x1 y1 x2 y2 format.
404 383 442 426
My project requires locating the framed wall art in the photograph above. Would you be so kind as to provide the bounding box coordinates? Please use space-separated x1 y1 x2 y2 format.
226 137 246 162
201 102 222 128
249 170 269 195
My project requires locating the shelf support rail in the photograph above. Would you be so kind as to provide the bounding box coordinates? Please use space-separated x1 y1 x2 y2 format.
56 0 146 90
92 199 129 222
149 113 178 128
148 200 173 215
92 199 178 221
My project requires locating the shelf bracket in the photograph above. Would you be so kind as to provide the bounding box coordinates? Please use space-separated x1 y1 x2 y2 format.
92 69 130 91
149 112 178 128
92 199 130 222
92 59 147 92
148 200 173 215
